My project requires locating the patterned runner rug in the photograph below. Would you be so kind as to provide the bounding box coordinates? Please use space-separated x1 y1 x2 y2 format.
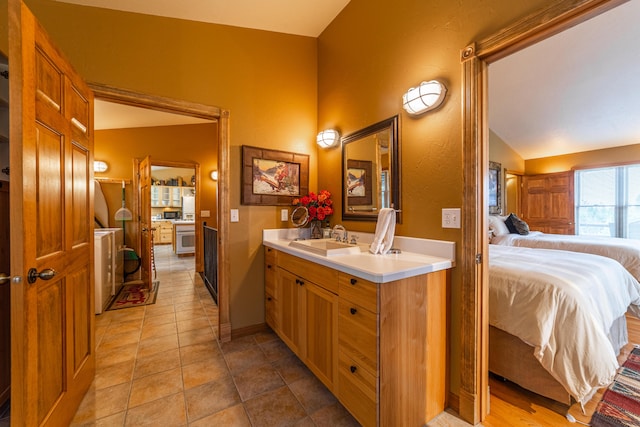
107 281 159 311
591 346 640 426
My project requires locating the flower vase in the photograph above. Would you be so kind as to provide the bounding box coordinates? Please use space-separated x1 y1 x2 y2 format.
310 219 322 239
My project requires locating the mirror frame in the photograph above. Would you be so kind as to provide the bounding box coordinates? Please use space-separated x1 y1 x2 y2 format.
341 115 400 221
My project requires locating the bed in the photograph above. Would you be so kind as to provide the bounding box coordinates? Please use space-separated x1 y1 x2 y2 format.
489 244 640 406
489 214 640 282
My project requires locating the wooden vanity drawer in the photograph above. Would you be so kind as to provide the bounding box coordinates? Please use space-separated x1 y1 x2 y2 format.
265 291 278 330
338 350 378 427
278 252 339 294
338 273 378 313
338 301 378 375
265 246 277 264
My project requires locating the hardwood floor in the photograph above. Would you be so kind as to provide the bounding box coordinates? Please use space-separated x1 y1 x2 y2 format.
483 313 640 426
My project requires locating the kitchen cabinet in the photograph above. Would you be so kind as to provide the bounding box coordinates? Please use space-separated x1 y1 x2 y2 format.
150 185 194 208
265 247 447 427
152 220 173 244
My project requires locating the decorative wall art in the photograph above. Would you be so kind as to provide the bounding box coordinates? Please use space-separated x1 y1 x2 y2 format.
489 161 502 215
346 159 373 206
241 145 309 206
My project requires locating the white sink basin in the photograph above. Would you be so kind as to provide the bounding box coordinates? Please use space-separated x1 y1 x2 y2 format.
288 239 365 256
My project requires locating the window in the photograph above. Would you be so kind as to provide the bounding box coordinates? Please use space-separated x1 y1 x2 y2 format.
575 164 640 238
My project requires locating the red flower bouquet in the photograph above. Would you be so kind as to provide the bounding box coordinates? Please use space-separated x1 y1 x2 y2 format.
292 190 334 221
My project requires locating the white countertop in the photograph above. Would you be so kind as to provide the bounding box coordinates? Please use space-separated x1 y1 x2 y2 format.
263 229 455 283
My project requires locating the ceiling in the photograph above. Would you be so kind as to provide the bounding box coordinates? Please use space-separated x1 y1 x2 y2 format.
54 0 351 37
489 0 640 160
80 0 639 160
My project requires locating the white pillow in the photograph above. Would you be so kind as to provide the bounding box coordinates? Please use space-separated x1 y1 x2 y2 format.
488 215 510 236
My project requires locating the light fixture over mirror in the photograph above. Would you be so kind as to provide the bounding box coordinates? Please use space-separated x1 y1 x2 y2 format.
402 80 447 115
342 116 400 222
94 160 108 173
316 129 340 148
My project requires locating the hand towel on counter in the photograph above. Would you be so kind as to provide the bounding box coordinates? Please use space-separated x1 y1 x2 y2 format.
369 208 396 254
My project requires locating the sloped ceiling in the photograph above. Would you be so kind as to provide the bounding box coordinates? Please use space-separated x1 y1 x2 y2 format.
489 0 640 160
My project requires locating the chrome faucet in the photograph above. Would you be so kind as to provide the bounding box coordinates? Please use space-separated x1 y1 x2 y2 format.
332 224 347 242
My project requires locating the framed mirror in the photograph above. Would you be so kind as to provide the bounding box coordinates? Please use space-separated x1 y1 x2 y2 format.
342 115 400 221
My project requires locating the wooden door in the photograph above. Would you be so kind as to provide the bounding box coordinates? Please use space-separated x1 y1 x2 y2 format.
276 268 302 355
522 171 575 234
138 156 152 287
0 182 10 407
9 1 95 425
303 281 338 390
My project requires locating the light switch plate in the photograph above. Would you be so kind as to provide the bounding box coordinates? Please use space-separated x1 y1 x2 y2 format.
442 208 461 228
230 209 239 222
201 210 210 218
281 209 288 221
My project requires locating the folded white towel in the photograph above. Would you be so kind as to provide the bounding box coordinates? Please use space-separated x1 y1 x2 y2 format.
369 208 396 254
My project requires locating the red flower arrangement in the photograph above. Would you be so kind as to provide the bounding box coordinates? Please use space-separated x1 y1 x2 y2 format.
292 190 334 221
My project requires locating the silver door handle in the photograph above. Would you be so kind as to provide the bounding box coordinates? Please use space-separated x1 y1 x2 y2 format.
27 268 57 284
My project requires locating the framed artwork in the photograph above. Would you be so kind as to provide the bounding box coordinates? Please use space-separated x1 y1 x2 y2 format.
241 145 309 206
346 159 373 206
489 161 502 215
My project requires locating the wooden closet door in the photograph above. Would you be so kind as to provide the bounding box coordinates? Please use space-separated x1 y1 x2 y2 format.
522 171 575 234
10 1 95 425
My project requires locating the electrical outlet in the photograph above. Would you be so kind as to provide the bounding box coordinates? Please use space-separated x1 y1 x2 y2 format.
442 208 461 228
281 209 288 221
230 209 239 222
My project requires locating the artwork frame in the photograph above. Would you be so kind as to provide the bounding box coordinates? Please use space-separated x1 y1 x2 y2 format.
489 161 502 215
241 145 309 206
346 159 373 206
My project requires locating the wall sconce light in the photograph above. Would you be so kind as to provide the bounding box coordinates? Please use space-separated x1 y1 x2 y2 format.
316 129 340 148
402 80 447 115
94 160 108 173
210 170 218 181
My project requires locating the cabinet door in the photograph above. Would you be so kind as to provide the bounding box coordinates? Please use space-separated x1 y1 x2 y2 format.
171 187 181 207
150 186 161 207
277 268 303 355
304 282 338 390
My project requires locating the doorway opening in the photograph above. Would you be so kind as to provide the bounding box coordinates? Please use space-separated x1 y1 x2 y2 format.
90 83 231 344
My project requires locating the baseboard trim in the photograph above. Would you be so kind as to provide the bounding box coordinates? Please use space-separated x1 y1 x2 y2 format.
231 322 270 339
448 391 460 413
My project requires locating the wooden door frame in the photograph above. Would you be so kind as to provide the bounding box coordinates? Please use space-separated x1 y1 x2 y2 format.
459 0 626 423
89 83 231 342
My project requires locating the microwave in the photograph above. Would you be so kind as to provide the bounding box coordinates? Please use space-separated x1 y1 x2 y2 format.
163 211 181 219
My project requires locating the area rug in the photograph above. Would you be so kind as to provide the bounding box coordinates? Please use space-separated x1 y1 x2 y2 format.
591 346 640 426
107 282 159 311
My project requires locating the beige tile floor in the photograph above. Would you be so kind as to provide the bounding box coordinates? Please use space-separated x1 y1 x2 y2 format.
71 244 472 427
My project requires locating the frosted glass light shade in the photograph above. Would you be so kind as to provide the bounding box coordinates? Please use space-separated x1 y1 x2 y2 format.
94 160 108 172
316 129 340 148
402 80 447 115
210 170 218 181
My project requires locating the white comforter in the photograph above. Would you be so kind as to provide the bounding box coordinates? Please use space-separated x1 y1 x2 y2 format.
491 231 640 282
489 245 640 404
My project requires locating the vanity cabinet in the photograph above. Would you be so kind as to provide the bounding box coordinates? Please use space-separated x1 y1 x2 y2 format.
264 247 447 426
276 252 339 390
264 247 278 330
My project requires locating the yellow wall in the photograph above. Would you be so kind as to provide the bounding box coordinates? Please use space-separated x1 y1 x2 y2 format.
525 143 640 174
94 123 217 248
317 0 554 395
489 130 525 214
20 0 318 332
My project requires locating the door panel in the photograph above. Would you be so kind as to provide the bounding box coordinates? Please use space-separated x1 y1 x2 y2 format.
10 1 95 425
138 156 152 287
522 171 574 234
